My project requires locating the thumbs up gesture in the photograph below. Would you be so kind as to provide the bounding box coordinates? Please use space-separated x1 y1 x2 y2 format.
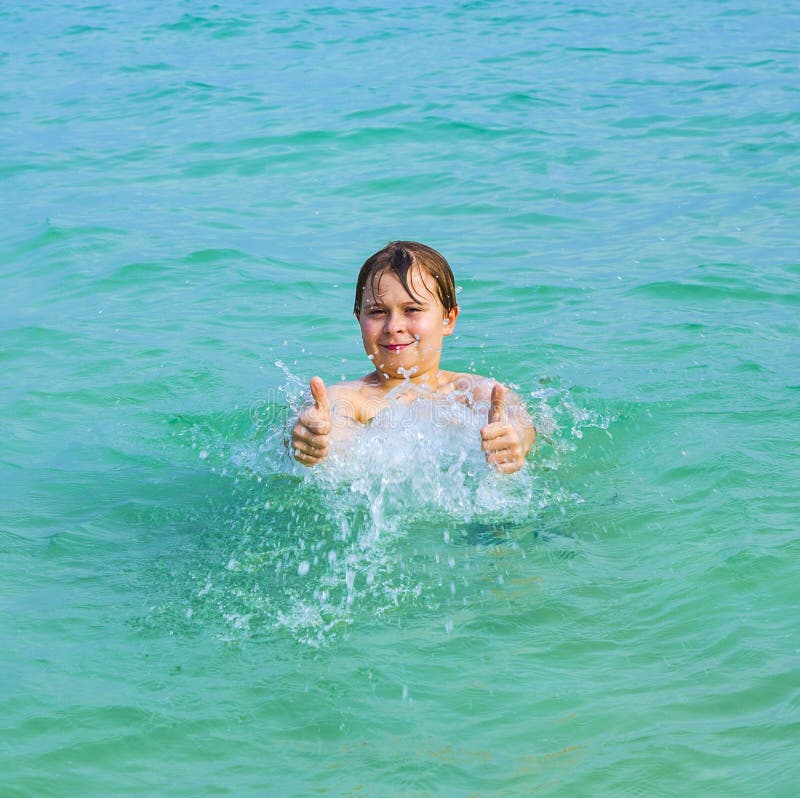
291 376 332 467
480 383 526 474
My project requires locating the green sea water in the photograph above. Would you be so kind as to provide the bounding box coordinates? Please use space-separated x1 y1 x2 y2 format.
2 1 799 795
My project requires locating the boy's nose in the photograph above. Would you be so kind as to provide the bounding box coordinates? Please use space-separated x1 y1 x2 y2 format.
384 312 405 332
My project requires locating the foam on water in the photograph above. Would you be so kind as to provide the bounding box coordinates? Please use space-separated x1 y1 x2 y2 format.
157 363 611 646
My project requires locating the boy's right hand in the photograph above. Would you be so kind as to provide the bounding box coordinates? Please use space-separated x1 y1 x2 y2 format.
291 377 331 467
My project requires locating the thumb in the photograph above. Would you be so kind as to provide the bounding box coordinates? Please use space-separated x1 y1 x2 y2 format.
309 376 330 416
488 383 508 424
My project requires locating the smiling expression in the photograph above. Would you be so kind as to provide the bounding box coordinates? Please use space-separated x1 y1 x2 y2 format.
357 266 459 383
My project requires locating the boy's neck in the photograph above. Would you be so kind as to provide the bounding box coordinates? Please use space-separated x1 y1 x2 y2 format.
368 368 447 392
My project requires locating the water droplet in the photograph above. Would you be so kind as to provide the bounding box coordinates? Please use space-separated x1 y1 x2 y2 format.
298 561 310 576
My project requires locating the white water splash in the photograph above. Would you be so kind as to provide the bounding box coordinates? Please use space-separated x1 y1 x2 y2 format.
171 365 612 647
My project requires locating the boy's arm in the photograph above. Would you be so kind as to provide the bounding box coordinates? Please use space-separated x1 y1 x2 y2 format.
479 383 536 474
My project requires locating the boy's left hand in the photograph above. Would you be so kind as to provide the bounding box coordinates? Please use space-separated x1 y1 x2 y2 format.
480 384 526 474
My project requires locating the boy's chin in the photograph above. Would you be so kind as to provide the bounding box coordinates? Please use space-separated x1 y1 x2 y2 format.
368 361 411 378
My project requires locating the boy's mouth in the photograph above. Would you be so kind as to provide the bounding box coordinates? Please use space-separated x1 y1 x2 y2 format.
381 342 414 352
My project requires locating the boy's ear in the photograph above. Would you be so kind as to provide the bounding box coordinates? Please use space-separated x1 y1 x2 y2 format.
442 305 459 336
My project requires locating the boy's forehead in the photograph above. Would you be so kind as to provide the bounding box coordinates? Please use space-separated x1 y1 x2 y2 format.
364 265 438 303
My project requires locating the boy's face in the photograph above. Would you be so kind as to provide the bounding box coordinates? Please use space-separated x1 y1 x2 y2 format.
358 266 458 381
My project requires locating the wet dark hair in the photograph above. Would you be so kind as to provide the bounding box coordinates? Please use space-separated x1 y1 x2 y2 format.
353 241 457 316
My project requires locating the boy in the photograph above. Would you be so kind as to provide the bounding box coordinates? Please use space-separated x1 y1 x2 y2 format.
291 241 536 474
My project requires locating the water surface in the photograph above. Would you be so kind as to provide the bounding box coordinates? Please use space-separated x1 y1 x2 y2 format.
2 1 799 795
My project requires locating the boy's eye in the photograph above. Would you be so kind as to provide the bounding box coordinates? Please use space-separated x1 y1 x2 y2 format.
406 307 423 313
368 308 386 315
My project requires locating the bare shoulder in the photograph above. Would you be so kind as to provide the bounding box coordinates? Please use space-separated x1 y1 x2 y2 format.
444 372 496 402
325 380 359 401
323 380 361 420
325 378 381 422
448 372 530 409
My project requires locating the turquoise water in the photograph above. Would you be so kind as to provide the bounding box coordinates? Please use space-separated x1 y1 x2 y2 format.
2 1 799 795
